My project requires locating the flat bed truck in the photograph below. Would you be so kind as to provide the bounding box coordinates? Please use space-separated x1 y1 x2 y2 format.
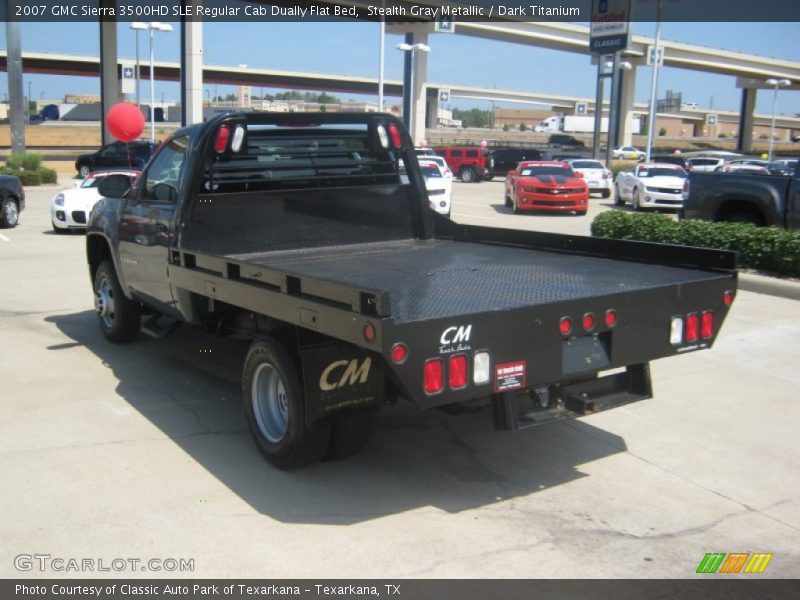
87 113 737 469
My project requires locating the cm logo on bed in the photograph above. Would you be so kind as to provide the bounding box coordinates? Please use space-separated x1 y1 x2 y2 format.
440 325 472 345
319 357 372 391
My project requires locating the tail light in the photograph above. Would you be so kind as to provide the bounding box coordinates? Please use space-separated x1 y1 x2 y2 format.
670 316 684 345
685 313 699 343
701 311 714 339
604 309 618 328
376 124 389 148
390 343 408 364
582 313 596 332
473 352 491 385
214 125 230 153
448 355 467 390
559 316 573 336
363 322 376 342
723 290 734 307
424 359 444 395
230 125 245 152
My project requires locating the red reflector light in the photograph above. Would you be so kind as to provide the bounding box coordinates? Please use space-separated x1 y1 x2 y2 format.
559 316 573 336
582 313 596 332
424 359 444 395
214 125 230 153
448 354 467 390
387 123 403 148
685 313 699 343
701 311 714 339
723 290 734 307
558 317 572 335
390 343 408 364
363 322 376 342
605 309 618 328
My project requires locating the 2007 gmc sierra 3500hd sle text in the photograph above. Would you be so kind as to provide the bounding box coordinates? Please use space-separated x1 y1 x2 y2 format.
86 113 737 470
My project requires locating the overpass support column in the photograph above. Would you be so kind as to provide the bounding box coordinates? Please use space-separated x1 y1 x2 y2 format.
99 5 120 146
181 2 203 126
617 65 637 148
425 92 438 132
737 88 756 154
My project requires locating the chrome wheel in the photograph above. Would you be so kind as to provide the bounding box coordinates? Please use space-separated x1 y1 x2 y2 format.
3 200 18 227
251 363 289 443
94 276 115 330
79 165 90 178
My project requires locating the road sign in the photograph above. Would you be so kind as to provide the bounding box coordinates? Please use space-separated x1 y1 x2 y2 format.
590 0 633 54
435 16 455 33
647 45 665 66
121 64 135 94
439 89 451 103
705 114 718 125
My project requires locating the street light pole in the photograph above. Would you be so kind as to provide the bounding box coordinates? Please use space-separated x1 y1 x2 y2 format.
378 0 385 112
766 78 791 162
130 23 147 107
146 22 172 142
645 0 663 163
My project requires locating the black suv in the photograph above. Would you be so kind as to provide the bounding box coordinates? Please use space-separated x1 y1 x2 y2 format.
75 140 158 178
548 134 586 148
488 147 544 178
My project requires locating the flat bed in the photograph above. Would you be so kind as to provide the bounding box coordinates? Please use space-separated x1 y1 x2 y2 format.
225 239 731 324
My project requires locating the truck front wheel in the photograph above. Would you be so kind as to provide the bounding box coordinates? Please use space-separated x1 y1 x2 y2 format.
243 338 331 470
93 260 141 343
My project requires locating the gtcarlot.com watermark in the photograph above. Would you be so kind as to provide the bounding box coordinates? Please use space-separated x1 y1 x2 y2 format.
14 554 194 573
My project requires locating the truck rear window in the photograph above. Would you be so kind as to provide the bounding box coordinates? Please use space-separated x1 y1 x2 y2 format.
207 123 401 193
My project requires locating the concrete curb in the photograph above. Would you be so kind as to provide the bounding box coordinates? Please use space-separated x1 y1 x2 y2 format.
738 272 800 301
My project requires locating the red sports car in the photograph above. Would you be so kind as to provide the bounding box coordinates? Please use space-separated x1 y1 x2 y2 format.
504 161 589 215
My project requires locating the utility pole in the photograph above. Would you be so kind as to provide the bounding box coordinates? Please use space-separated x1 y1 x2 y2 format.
5 18 26 152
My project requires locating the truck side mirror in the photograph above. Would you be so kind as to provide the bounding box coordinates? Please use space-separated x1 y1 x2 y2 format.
97 174 132 199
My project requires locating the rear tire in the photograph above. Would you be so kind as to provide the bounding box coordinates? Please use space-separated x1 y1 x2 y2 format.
576 210 587 216
0 197 19 228
323 412 373 461
602 190 611 199
460 167 476 183
93 260 141 343
243 338 331 470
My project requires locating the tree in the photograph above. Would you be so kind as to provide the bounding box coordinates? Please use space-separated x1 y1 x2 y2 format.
519 123 528 132
502 124 510 132
658 127 668 136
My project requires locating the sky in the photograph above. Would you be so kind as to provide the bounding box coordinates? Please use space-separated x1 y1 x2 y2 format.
0 19 798 117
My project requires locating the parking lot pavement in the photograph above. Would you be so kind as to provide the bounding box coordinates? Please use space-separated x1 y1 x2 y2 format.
449 180 613 236
1 184 798 578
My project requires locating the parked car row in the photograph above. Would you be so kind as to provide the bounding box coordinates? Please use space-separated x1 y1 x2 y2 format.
52 170 141 232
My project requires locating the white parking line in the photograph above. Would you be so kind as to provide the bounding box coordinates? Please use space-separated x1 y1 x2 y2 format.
0 233 10 242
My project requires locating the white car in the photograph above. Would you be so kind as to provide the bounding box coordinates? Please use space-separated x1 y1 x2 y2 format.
422 155 453 184
419 159 452 217
686 157 726 172
614 163 687 211
51 170 139 232
612 146 646 161
565 159 612 198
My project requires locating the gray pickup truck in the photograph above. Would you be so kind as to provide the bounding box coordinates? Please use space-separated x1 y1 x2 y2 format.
682 161 800 229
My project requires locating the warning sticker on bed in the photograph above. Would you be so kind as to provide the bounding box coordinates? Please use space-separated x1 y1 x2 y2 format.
494 361 526 392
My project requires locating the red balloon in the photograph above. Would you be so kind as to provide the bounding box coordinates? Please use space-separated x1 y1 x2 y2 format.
107 103 145 142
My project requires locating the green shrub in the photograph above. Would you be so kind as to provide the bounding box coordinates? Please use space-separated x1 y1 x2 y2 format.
591 212 800 277
39 167 58 184
609 161 637 177
18 171 42 186
6 152 42 171
658 127 667 136
503 124 510 132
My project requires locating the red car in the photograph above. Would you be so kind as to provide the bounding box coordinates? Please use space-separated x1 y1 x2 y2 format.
504 161 589 215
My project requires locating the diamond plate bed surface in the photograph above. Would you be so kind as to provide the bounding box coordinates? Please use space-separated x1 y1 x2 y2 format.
227 239 727 324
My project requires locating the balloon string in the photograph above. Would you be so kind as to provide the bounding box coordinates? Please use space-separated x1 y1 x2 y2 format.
127 143 132 169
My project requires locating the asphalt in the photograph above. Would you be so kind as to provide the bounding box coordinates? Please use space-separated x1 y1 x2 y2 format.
0 181 798 579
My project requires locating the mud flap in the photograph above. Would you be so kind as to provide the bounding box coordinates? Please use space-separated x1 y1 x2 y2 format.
300 344 383 426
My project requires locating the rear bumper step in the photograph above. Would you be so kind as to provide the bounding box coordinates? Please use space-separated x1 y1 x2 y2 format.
492 363 653 431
